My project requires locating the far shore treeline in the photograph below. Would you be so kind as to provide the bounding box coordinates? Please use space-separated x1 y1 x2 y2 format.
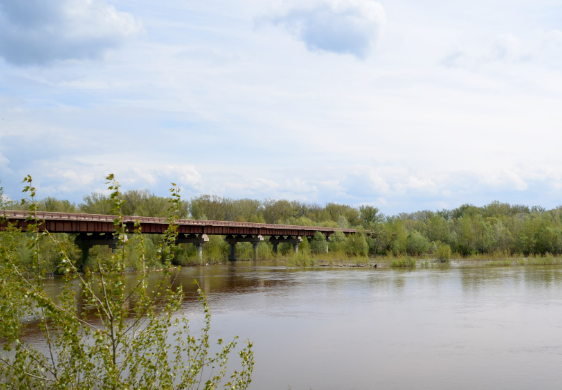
3 184 562 272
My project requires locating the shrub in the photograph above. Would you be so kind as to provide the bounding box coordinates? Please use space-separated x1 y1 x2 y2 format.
0 175 254 389
391 255 416 267
406 230 430 255
345 233 368 256
310 231 328 254
436 243 452 262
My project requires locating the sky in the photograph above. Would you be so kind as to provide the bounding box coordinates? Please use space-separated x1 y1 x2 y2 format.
1 0 562 215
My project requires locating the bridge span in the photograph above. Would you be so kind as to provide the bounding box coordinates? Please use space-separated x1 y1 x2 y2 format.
0 210 367 262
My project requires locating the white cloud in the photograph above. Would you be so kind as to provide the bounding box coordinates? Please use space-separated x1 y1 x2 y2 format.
283 179 318 194
59 169 96 186
441 31 562 69
0 0 141 66
480 170 528 192
490 34 524 62
395 176 437 193
3 0 562 215
263 0 385 59
162 165 203 190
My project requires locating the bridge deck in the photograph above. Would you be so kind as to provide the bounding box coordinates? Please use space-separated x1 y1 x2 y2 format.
0 210 364 237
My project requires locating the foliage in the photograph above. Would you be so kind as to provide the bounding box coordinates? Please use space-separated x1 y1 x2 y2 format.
0 175 254 389
328 231 347 253
310 231 327 254
345 234 368 256
0 181 6 211
7 179 562 259
406 231 430 256
390 256 416 268
435 243 452 262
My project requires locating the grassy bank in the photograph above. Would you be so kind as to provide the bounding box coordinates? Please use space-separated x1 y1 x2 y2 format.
370 252 562 269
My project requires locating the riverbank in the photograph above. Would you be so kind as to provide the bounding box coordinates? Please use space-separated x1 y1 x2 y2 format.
184 252 562 269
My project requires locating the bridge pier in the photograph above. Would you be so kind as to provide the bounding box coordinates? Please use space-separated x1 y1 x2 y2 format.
225 235 264 261
74 233 120 271
270 236 303 255
176 234 209 262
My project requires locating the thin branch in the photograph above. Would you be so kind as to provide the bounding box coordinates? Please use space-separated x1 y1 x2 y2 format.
0 356 55 382
40 307 59 380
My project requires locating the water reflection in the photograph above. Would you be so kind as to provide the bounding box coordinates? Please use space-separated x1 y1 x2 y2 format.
17 264 562 389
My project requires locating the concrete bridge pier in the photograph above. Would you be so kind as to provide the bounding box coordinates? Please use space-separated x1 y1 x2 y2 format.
81 246 90 269
270 236 303 255
74 233 119 271
176 234 209 262
225 235 264 261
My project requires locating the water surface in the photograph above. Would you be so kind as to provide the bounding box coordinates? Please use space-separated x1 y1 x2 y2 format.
176 264 562 390
32 264 562 389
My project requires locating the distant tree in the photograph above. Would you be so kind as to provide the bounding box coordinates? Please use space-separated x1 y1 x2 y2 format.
406 230 430 255
310 231 328 254
436 243 452 262
358 205 384 228
40 197 77 213
0 181 5 210
328 231 347 252
190 195 225 220
346 234 368 256
262 199 294 224
80 192 113 214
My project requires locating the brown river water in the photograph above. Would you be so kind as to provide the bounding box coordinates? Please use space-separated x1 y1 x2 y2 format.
30 263 562 389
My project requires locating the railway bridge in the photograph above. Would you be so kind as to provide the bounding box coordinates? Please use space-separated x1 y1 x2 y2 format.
0 210 367 262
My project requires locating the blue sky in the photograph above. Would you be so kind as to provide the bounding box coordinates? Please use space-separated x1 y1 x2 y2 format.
1 0 562 215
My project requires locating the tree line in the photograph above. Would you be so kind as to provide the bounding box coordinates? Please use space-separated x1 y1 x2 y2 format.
3 184 562 257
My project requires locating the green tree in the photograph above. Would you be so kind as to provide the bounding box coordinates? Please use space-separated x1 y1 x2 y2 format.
328 231 347 253
405 230 430 255
388 218 407 254
310 231 328 254
80 192 114 215
0 175 254 389
435 243 452 262
0 181 5 210
358 205 383 228
345 234 368 256
40 197 78 213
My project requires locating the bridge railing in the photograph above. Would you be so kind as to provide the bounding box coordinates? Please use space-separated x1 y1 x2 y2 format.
0 210 369 235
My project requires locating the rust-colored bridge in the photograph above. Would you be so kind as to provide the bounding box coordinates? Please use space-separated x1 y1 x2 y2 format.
0 210 365 262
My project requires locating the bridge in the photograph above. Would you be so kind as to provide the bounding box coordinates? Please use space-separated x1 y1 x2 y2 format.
0 210 367 261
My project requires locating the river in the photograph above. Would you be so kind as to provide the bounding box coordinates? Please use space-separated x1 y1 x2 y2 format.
30 263 562 389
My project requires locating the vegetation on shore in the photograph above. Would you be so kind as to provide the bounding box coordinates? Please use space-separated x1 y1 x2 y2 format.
3 178 562 271
0 175 254 388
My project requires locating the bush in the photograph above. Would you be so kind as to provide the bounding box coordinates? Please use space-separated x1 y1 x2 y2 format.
436 243 452 262
0 175 254 389
391 255 416 267
310 231 328 254
345 233 368 256
406 231 430 255
328 231 347 252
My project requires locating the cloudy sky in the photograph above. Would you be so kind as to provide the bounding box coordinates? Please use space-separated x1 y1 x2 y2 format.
1 0 562 214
